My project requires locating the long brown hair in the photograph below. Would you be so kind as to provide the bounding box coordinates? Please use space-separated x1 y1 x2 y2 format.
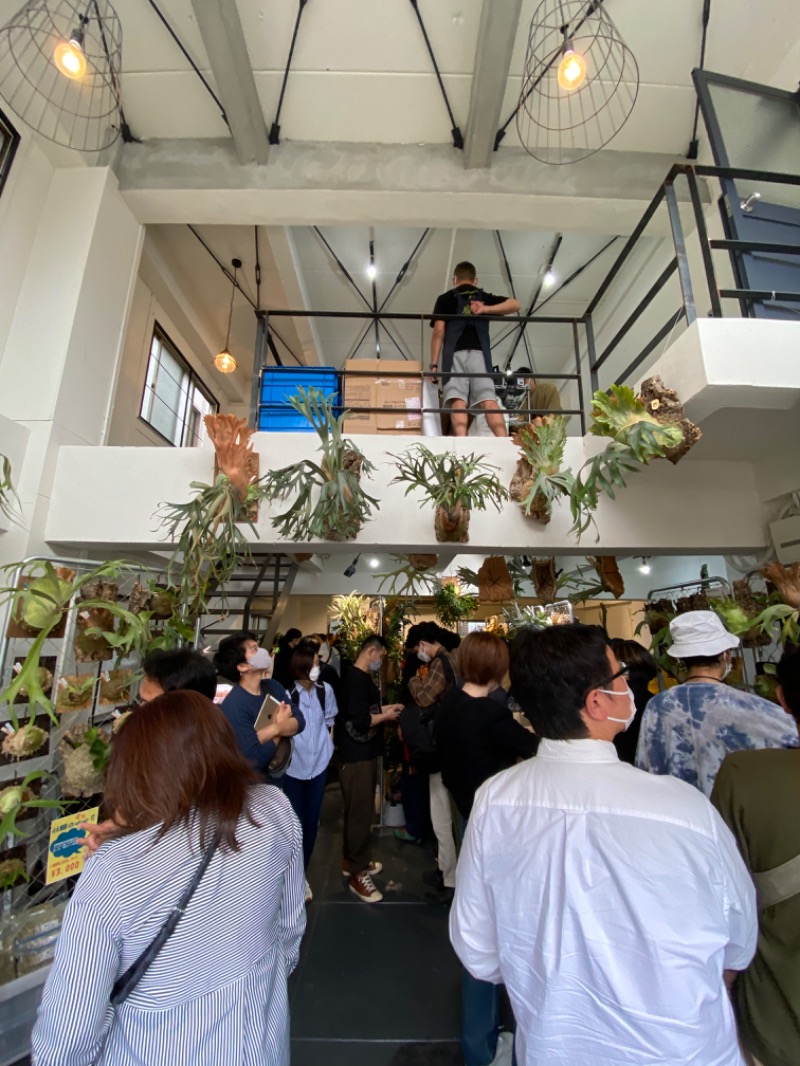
104 690 260 851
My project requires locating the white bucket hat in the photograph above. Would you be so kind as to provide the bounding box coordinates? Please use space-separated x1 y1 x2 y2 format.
667 610 740 659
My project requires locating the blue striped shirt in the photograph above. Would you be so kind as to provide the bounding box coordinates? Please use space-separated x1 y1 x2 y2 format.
286 681 338 780
32 785 306 1065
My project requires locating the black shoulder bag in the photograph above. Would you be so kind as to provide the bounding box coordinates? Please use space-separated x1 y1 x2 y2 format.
110 835 219 1006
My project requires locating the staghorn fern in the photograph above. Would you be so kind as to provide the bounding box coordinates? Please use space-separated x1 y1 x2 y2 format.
263 388 379 542
388 444 507 516
509 416 574 525
433 581 477 627
0 453 22 527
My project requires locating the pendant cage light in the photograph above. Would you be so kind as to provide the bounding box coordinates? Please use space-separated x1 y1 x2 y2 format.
213 258 241 375
516 0 639 165
0 0 122 153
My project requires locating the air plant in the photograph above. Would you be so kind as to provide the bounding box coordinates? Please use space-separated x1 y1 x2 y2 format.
263 388 379 542
509 415 573 525
389 443 506 543
0 771 61 839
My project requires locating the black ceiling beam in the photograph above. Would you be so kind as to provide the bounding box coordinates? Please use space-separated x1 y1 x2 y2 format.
503 234 562 370
269 0 310 145
144 0 228 129
378 228 431 312
409 0 464 149
495 230 533 367
686 0 712 159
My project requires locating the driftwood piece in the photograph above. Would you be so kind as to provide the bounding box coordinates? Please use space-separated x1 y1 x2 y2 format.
477 557 513 602
531 558 558 604
590 556 625 599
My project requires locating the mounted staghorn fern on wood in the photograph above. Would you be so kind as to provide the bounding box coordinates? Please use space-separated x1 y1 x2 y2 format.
509 416 574 525
388 443 507 543
263 388 379 542
0 453 22 527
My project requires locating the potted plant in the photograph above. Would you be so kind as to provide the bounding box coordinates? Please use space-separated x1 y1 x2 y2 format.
388 443 507 543
263 388 379 542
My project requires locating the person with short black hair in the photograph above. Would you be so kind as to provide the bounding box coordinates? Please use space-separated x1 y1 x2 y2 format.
608 637 657 765
214 632 305 783
451 622 757 1066
712 641 800 1066
430 261 519 437
336 634 403 903
282 643 339 902
272 627 302 688
636 612 798 795
139 648 218 702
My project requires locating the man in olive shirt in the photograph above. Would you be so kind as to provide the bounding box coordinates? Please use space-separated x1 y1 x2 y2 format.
712 642 800 1066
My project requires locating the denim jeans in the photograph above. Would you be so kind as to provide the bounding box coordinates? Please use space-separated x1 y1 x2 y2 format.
283 769 328 869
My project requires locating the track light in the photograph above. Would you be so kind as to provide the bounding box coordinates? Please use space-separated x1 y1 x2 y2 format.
344 554 361 578
638 557 652 575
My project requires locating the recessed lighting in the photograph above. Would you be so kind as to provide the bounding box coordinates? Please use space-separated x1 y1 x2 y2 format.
369 557 380 568
543 271 556 287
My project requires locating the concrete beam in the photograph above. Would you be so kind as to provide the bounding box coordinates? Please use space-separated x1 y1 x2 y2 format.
464 0 524 170
116 139 702 235
189 0 269 166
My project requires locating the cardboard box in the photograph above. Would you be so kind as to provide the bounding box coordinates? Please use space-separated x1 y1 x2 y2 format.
343 359 422 435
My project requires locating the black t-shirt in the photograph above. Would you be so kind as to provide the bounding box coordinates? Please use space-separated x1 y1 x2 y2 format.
336 665 383 763
431 284 506 352
437 687 538 818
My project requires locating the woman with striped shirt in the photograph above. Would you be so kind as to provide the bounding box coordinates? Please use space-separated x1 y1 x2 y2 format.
33 690 306 1066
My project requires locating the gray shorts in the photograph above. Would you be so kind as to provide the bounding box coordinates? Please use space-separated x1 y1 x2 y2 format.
442 350 498 407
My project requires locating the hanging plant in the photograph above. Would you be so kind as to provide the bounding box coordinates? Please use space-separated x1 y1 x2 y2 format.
388 443 506 544
433 579 477 627
378 557 441 598
0 771 61 839
590 556 625 599
759 561 800 610
158 415 268 623
509 415 573 525
569 380 700 538
0 453 22 526
262 388 378 542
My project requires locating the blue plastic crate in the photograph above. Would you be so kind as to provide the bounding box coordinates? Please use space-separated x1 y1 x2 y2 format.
260 366 339 406
257 405 318 432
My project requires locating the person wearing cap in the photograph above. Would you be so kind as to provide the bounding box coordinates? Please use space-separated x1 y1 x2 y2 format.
635 611 798 797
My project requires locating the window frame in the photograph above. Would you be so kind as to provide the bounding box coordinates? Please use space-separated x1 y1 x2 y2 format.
139 323 219 447
0 105 20 201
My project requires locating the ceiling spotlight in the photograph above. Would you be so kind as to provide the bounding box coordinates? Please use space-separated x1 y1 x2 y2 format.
344 554 361 578
557 39 587 92
638 557 652 575
543 271 557 287
369 557 380 568
366 262 377 280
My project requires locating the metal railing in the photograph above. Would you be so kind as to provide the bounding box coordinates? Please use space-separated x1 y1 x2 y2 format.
251 162 800 432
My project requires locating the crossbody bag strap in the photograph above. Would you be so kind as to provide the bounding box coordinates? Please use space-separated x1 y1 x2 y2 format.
110 835 219 1006
752 850 800 910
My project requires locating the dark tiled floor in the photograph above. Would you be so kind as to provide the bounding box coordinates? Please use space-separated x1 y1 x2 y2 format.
290 787 463 1064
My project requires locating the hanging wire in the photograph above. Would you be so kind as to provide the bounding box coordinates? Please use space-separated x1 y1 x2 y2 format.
0 0 122 152
515 0 639 164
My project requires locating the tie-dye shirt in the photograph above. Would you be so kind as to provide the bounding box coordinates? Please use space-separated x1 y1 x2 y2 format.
635 681 798 797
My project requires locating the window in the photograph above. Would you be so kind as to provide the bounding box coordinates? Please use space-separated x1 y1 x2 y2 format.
140 325 218 446
0 106 20 201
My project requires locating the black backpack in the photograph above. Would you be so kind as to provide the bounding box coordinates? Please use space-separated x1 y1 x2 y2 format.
398 654 457 772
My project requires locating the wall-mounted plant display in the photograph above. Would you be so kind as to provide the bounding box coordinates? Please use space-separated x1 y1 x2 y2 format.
589 556 625 599
0 771 60 839
263 389 379 543
158 414 268 623
55 674 98 714
11 657 55 707
509 415 573 525
99 669 132 706
0 856 28 892
1 722 49 761
569 380 701 538
760 562 800 611
389 443 506 544
531 558 558 603
0 453 22 526
59 724 110 798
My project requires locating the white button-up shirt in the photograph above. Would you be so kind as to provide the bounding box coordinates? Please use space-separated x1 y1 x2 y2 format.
450 738 757 1066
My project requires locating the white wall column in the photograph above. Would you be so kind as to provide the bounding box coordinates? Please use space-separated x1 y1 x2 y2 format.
0 167 143 563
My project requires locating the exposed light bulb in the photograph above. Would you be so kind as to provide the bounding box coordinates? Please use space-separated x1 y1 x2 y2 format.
543 271 557 287
638 558 652 575
53 37 87 80
366 263 377 280
213 350 237 374
369 557 380 568
557 48 586 92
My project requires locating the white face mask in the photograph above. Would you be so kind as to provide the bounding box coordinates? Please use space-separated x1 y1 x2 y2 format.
246 647 272 672
600 684 637 731
417 646 431 664
308 665 321 683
